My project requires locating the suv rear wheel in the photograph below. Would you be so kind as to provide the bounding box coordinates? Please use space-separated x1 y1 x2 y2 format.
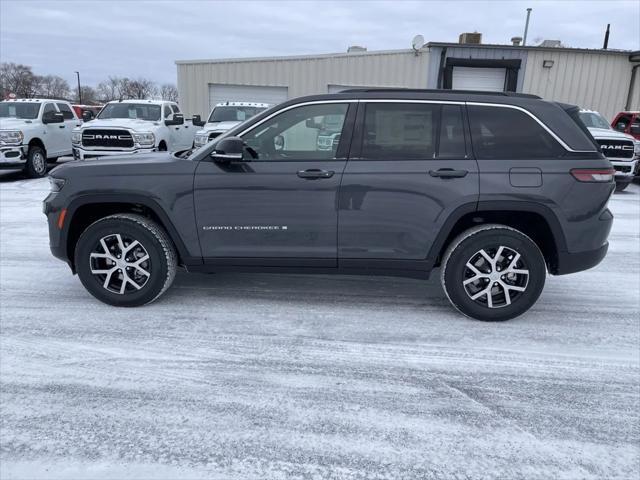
75 214 177 306
441 225 546 321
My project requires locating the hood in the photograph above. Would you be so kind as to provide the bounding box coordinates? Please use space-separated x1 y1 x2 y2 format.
198 120 241 134
51 151 178 176
79 118 161 131
587 127 635 141
0 118 36 130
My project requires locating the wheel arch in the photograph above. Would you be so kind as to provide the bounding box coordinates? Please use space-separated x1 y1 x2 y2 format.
64 194 199 272
27 137 46 154
428 201 568 274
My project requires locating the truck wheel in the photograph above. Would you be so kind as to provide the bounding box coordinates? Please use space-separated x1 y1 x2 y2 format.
24 146 48 178
615 182 629 192
75 214 177 307
158 141 167 151
440 224 546 321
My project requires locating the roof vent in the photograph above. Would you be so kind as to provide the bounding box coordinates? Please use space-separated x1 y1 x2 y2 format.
539 39 563 48
511 36 523 46
347 45 367 53
459 32 482 44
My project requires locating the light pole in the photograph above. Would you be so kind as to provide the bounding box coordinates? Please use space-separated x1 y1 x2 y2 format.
74 71 82 104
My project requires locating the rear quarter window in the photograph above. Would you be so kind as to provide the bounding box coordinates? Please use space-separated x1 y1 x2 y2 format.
468 105 565 159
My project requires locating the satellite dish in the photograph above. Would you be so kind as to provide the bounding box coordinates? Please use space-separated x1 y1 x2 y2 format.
411 34 425 51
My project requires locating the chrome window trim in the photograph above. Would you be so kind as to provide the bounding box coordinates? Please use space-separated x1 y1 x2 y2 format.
237 98 595 154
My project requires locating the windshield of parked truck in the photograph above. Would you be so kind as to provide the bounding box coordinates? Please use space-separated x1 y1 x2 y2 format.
98 103 161 121
579 111 611 130
208 106 267 123
0 102 40 120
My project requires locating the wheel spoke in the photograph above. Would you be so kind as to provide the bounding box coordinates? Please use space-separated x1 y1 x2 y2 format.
465 262 483 276
90 234 151 295
103 269 116 289
478 249 494 268
463 275 482 286
123 240 140 255
470 287 490 301
505 284 526 292
495 246 505 265
502 283 511 306
91 266 115 275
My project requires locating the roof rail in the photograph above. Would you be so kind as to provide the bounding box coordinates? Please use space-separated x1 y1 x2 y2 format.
338 88 541 99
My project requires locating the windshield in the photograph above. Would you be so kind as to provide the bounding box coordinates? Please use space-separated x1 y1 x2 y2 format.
208 106 266 123
98 103 161 121
579 111 611 130
0 102 40 120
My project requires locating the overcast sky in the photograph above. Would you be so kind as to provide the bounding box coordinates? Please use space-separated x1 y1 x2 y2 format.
1 0 639 88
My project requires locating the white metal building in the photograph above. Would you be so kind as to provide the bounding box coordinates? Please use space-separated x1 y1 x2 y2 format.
176 40 640 121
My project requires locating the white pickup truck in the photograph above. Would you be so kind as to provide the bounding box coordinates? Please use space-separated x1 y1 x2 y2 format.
579 109 640 191
71 100 195 160
193 102 270 147
0 98 79 177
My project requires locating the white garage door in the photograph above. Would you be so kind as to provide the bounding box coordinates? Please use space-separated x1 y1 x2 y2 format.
451 67 506 92
208 84 289 112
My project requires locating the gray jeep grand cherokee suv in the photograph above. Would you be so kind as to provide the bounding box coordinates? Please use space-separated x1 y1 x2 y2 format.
44 89 614 321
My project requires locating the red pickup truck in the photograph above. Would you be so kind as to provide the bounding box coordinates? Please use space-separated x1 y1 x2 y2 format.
612 111 640 140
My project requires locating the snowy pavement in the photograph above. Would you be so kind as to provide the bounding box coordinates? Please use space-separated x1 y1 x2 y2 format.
1 166 639 479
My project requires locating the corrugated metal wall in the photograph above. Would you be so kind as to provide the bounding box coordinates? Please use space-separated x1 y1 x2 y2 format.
177 50 430 118
522 50 637 121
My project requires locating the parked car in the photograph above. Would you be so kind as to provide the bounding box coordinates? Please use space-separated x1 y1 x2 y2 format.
71 100 195 160
1 98 79 177
612 111 640 140
193 102 270 147
72 104 103 122
44 89 615 321
579 109 639 191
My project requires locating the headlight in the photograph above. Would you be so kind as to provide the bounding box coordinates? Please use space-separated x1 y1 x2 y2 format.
634 141 640 157
194 134 208 146
48 177 66 192
133 132 155 146
71 131 82 144
0 130 24 145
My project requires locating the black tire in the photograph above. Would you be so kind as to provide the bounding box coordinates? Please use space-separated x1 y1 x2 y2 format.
24 146 48 178
74 214 177 307
615 182 629 192
158 141 167 151
440 224 546 321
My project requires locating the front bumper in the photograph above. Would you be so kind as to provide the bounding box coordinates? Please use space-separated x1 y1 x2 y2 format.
610 159 638 181
0 145 26 168
72 146 156 160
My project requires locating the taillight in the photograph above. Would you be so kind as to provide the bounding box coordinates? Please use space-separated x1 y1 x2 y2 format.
570 168 615 182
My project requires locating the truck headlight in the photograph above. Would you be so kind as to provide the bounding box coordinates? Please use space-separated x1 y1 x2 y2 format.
0 130 24 145
634 140 640 158
71 131 82 144
133 132 155 146
194 134 206 146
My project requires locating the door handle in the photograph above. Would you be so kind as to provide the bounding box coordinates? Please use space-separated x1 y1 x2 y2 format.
297 169 335 179
429 168 468 178
59 125 66 129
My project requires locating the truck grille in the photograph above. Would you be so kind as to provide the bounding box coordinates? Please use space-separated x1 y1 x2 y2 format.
597 139 634 159
82 129 134 148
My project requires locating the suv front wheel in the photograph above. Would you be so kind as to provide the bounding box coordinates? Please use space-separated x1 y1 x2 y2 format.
75 214 177 306
441 225 546 321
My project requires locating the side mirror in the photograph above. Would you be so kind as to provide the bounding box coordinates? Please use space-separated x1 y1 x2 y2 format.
210 136 245 163
192 115 205 127
165 113 184 126
305 118 322 129
82 110 94 122
42 111 64 124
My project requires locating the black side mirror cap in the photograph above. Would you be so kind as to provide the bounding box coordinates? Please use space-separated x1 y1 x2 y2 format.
42 111 64 124
82 110 94 122
192 115 205 127
210 136 245 163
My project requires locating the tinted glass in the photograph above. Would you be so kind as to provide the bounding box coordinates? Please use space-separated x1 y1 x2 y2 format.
362 103 437 159
468 106 564 159
0 102 40 119
242 103 348 161
42 103 56 115
438 105 466 157
98 103 161 121
578 111 611 130
56 103 74 120
209 106 267 123
164 105 172 118
170 104 180 114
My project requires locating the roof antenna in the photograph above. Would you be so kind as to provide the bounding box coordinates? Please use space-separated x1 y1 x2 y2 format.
523 8 532 46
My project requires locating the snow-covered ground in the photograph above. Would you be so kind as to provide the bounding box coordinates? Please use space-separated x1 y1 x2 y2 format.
1 167 639 480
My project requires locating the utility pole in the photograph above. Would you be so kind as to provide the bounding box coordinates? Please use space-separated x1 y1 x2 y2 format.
603 24 610 49
75 71 82 104
523 8 532 46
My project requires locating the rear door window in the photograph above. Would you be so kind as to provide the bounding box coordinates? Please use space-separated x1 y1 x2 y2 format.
438 105 466 158
467 105 564 159
56 103 74 120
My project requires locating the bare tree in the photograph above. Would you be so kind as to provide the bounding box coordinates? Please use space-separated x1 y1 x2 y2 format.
97 76 121 102
124 77 157 99
1 62 39 98
160 83 178 102
77 85 98 104
37 75 71 99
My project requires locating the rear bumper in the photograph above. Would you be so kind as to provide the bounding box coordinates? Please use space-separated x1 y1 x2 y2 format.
555 242 609 275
